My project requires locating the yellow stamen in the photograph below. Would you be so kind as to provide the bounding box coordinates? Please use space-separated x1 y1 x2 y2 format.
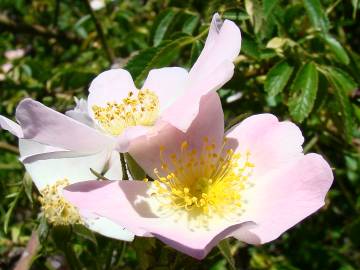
39 179 82 226
92 89 160 136
149 138 255 229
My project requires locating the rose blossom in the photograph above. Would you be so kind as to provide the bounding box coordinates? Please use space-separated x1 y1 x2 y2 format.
63 93 333 259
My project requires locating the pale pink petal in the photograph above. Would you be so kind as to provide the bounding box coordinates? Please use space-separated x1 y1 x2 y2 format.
225 114 279 146
63 180 250 259
226 114 304 175
115 125 150 152
158 14 241 132
16 98 114 153
0 115 23 137
87 69 137 120
142 67 189 113
64 180 154 236
188 13 241 90
160 61 234 132
129 92 224 178
232 153 333 244
19 139 111 190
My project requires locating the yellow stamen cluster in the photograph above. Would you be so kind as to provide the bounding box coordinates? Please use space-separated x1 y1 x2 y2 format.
150 137 255 228
92 89 160 136
39 179 82 226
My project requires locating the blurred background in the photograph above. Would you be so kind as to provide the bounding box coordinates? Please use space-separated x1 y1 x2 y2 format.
0 0 359 269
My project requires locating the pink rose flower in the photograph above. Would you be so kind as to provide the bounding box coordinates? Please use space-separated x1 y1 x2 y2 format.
0 13 241 157
63 93 333 259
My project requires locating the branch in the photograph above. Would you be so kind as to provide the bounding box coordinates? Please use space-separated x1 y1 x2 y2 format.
14 231 40 270
82 0 115 63
0 13 81 43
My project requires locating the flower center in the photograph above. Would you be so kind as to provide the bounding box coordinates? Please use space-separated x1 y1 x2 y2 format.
92 89 160 136
149 137 255 229
39 179 82 226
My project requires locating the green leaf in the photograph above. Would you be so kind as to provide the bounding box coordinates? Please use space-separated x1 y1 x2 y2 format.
265 60 294 96
181 13 199 35
152 9 178 46
125 46 162 82
73 224 98 246
133 238 157 270
352 0 359 18
288 62 319 122
189 40 203 67
323 34 350 65
37 214 49 242
263 0 279 17
125 153 146 180
326 67 357 93
226 113 252 131
217 239 236 270
23 172 33 205
323 67 357 142
223 9 249 21
241 35 260 59
131 36 194 86
303 0 330 33
245 0 264 34
73 14 91 38
4 186 23 234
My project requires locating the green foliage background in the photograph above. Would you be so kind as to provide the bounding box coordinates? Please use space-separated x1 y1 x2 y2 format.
0 0 359 269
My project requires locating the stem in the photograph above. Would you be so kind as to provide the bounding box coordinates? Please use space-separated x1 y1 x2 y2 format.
52 0 61 27
120 153 129 180
104 242 114 270
90 168 110 180
225 113 252 131
112 241 127 268
14 230 40 270
119 242 127 265
53 226 82 270
82 0 115 64
303 135 318 153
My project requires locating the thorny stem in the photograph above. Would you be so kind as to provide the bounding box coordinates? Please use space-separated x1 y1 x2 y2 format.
82 0 115 64
120 153 129 180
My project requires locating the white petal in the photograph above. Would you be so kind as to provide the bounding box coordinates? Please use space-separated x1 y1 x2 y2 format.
87 69 137 120
104 151 123 179
65 98 94 127
83 214 134 241
19 139 111 190
142 67 189 113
